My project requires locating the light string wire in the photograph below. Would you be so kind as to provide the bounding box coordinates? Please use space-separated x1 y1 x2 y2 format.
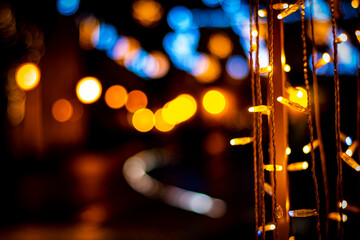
300 5 321 240
249 1 259 239
267 0 279 239
254 0 266 238
308 0 330 237
329 0 343 238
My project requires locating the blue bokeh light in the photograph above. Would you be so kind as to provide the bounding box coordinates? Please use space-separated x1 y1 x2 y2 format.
92 23 118 51
57 0 80 16
226 55 249 80
167 6 196 31
202 0 222 8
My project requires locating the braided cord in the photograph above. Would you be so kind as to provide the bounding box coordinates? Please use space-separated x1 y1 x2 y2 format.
300 5 321 240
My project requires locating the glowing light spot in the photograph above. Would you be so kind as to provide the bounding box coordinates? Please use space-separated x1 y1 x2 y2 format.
192 54 221 83
226 55 249 80
91 23 117 51
132 108 155 132
284 64 291 72
286 147 291 155
202 90 226 115
105 85 128 109
167 6 195 31
258 9 267 17
208 32 233 59
289 87 307 108
52 99 73 122
15 63 41 91
76 77 102 104
162 94 197 125
154 109 175 132
346 149 352 156
251 29 258 37
125 90 148 113
79 16 100 50
57 0 79 16
146 51 170 78
352 0 359 8
132 0 163 27
202 0 222 7
303 145 310 154
345 136 352 146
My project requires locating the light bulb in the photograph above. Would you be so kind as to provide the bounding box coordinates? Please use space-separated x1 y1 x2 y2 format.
248 105 270 115
340 153 360 172
340 132 352 146
289 209 318 217
277 0 304 19
259 65 272 74
286 147 292 155
284 64 291 72
345 140 358 157
335 33 348 43
273 3 289 10
328 212 347 222
264 164 283 171
230 137 253 146
264 182 273 196
302 139 319 154
287 161 308 171
356 30 360 43
258 9 267 17
258 223 276 236
277 96 307 112
314 53 331 69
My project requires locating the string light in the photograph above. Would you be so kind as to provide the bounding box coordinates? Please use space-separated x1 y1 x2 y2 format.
289 209 318 217
314 53 331 69
335 33 348 44
273 3 289 10
345 140 358 157
264 182 273 196
328 212 348 222
264 164 283 171
287 161 308 171
277 0 304 19
277 96 307 112
340 132 353 146
286 147 292 155
356 30 360 43
303 139 320 154
230 137 253 146
340 153 360 171
339 200 360 213
248 105 271 115
259 65 272 74
284 64 291 72
258 9 267 17
257 223 276 236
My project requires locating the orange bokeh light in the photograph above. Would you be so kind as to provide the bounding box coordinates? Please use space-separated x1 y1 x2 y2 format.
15 63 41 91
132 108 155 132
208 32 233 59
154 108 175 132
76 76 102 104
79 16 99 50
52 99 73 122
105 85 128 109
125 90 148 113
192 54 221 83
132 0 163 27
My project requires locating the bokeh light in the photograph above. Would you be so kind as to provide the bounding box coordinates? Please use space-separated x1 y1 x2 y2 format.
76 77 102 104
208 32 233 59
104 85 128 109
15 63 41 91
91 23 118 51
145 51 170 78
202 0 222 7
226 55 249 80
125 90 148 113
132 108 155 132
132 0 163 27
57 0 80 16
202 90 226 115
192 54 221 83
162 94 197 125
154 108 175 132
79 16 100 50
52 99 73 122
167 6 195 31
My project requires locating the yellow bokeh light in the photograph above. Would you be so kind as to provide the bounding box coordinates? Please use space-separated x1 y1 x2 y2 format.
162 94 197 125
125 90 148 113
207 32 233 59
132 0 163 27
202 90 226 115
105 85 128 109
289 87 307 108
15 63 41 91
154 108 175 132
76 77 102 104
132 108 155 132
52 99 73 122
352 0 359 8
